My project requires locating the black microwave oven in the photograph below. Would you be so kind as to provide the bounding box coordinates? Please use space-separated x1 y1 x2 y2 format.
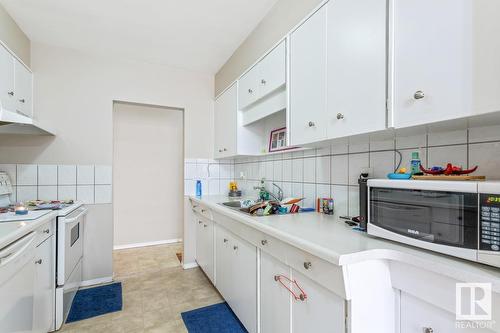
367 179 500 268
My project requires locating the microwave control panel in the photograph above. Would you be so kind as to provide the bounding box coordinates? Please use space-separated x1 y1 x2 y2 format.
480 194 500 251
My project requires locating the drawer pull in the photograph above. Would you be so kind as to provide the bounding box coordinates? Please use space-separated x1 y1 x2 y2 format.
423 328 434 333
43 229 50 234
203 224 207 228
35 259 43 265
233 246 238 251
192 205 199 208
261 240 268 246
223 238 228 243
201 209 207 213
303 261 312 270
274 275 307 301
198 221 202 224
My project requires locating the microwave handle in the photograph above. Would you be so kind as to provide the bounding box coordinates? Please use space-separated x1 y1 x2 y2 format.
374 202 426 211
62 207 88 225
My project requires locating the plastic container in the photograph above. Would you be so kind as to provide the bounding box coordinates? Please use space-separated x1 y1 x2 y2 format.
410 151 421 175
196 180 202 197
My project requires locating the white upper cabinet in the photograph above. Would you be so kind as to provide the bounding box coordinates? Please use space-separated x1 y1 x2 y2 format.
326 0 387 139
14 61 33 118
0 46 16 112
214 83 238 159
392 0 500 128
238 41 286 110
289 5 328 146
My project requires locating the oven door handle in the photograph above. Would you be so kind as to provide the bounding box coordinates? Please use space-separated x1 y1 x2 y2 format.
62 207 88 225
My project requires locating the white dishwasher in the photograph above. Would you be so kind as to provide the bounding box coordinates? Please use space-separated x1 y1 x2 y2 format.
0 231 37 333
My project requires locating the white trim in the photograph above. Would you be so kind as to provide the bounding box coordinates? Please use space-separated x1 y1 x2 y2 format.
183 261 199 270
80 276 113 288
113 238 182 250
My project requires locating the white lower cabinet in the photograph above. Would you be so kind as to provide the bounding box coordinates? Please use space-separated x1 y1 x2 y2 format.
33 225 55 333
195 216 214 283
400 292 494 333
215 225 257 333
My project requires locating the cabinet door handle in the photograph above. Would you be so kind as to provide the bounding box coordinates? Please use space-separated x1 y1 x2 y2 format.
201 209 207 213
7 91 14 96
248 89 253 94
192 205 198 209
274 275 308 301
336 113 344 120
223 148 227 152
198 221 203 224
414 90 425 100
43 229 50 234
261 240 268 246
233 245 238 251
18 98 25 103
303 261 312 270
308 121 315 127
203 224 207 228
423 328 434 333
261 79 266 85
35 259 43 265
223 238 228 243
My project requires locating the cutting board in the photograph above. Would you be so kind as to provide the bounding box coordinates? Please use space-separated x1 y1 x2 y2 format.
412 175 486 181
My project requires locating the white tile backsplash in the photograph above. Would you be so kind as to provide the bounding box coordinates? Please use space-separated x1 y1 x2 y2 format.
58 185 76 201
38 165 58 186
38 186 57 201
95 165 112 184
428 145 468 169
208 164 220 179
77 185 95 204
17 186 37 202
348 153 369 186
58 165 77 185
303 157 315 183
428 129 467 146
469 142 500 180
77 165 95 185
332 185 348 216
291 158 303 182
0 164 17 185
370 151 395 179
17 164 37 185
316 156 330 184
95 185 112 204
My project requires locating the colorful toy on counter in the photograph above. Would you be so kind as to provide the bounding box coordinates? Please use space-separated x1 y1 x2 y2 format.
317 198 334 215
228 181 242 197
420 163 478 175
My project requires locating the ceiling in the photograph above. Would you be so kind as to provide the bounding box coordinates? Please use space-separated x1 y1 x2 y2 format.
0 0 278 74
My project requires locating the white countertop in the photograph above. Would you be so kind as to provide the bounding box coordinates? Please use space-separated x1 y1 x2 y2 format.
191 195 500 292
0 202 83 250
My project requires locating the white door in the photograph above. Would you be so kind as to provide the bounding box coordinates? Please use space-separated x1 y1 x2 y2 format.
238 65 260 109
258 41 286 97
0 46 16 112
326 0 387 139
214 83 237 158
113 102 183 247
261 251 291 333
33 236 55 333
289 5 328 145
14 60 33 118
400 292 493 333
230 234 257 333
292 269 345 333
392 0 474 128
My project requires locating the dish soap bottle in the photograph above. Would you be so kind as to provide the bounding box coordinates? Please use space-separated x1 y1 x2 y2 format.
196 180 202 197
410 152 421 175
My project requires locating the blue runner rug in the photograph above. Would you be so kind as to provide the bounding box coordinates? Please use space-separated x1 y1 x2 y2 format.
181 302 247 333
66 282 123 323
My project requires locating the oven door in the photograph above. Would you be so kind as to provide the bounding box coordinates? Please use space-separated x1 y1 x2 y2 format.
57 207 87 286
369 187 478 249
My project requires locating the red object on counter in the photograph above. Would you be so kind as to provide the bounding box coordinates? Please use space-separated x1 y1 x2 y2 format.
274 275 307 301
420 164 478 175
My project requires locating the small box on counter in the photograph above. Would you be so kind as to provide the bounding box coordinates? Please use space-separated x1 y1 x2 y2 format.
317 198 334 215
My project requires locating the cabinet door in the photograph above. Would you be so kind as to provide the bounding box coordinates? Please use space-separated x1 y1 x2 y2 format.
259 41 286 98
214 83 238 159
392 0 473 128
261 251 291 333
400 291 493 333
33 236 55 333
326 0 387 139
14 60 33 118
289 5 328 146
215 225 232 301
230 234 257 333
292 269 345 333
238 65 260 110
195 219 206 272
0 46 16 111
202 220 214 283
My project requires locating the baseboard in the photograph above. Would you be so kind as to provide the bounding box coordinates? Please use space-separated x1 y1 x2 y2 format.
80 276 113 288
183 261 199 270
113 238 182 250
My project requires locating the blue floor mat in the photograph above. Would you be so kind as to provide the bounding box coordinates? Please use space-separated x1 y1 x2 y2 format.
66 282 123 323
181 302 247 333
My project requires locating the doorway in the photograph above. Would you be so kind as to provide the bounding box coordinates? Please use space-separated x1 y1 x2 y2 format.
112 101 184 248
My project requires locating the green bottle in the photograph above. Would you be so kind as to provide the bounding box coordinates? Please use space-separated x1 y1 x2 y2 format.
410 152 421 175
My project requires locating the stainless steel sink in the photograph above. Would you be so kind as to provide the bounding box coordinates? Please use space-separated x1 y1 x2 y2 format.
220 201 242 208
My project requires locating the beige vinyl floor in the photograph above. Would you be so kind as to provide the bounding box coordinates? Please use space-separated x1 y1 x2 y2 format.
60 243 223 332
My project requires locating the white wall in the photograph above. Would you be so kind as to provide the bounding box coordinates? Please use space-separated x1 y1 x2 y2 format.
113 102 184 247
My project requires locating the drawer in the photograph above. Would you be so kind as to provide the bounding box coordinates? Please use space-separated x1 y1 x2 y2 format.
191 201 212 220
286 245 346 299
35 219 55 247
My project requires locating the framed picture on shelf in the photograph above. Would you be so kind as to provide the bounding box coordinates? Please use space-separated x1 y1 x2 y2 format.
268 127 288 152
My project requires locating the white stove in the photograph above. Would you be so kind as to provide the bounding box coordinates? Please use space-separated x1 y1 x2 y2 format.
0 210 52 223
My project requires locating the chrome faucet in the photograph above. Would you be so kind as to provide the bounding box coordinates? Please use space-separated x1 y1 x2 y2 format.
253 178 283 202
